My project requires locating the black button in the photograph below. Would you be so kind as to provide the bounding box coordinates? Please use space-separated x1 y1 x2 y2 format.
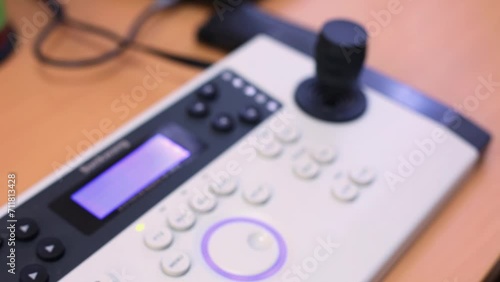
239 106 262 124
197 83 218 100
36 237 65 261
187 101 209 118
20 264 49 282
211 114 234 132
16 218 39 241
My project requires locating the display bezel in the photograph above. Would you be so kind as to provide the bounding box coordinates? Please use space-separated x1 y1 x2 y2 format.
50 123 204 235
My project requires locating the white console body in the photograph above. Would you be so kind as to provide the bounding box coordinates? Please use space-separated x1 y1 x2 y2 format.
54 36 479 282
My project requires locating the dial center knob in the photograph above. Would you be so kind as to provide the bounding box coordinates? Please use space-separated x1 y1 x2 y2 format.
295 19 368 122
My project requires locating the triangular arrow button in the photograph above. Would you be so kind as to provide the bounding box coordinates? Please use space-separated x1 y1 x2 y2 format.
45 245 55 253
20 224 30 233
28 272 38 280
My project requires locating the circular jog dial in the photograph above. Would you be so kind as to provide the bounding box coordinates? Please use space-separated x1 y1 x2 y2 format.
201 218 287 281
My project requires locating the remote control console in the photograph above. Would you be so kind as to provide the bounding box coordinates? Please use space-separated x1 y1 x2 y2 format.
1 20 490 282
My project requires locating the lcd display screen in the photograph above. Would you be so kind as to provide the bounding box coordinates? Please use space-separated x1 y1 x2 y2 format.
70 134 191 220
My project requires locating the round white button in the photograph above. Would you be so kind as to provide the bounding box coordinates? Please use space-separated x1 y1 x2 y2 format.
161 250 191 277
274 126 300 144
310 146 338 164
293 158 320 179
350 166 376 186
144 228 173 250
190 191 217 213
202 218 286 280
209 177 238 196
255 141 283 158
243 184 272 205
331 180 359 202
167 206 196 231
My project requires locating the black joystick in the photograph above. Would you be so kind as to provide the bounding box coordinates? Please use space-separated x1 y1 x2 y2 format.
295 20 368 122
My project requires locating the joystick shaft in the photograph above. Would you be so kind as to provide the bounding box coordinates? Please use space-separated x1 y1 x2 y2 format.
295 19 368 122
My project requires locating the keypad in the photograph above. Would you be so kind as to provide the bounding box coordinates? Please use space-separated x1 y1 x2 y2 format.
186 70 282 141
12 219 69 280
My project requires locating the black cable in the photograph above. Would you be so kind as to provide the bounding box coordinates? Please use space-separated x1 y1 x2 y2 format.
34 0 213 68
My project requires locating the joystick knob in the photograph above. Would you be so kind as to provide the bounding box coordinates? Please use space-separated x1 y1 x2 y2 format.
295 19 368 122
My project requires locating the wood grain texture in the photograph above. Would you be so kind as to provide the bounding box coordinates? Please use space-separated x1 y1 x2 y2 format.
1 0 499 281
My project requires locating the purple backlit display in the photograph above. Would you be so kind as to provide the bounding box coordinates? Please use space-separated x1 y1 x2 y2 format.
71 134 191 220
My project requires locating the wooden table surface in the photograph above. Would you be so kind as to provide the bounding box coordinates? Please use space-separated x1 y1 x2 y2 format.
1 0 499 281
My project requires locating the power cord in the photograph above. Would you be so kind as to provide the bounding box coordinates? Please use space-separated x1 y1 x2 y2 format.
34 0 213 68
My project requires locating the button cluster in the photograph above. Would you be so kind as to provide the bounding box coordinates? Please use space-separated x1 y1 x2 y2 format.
249 123 376 202
292 145 338 180
15 218 67 282
251 122 301 164
187 82 218 119
252 125 301 160
143 173 274 278
330 167 377 202
187 70 281 135
292 143 376 201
